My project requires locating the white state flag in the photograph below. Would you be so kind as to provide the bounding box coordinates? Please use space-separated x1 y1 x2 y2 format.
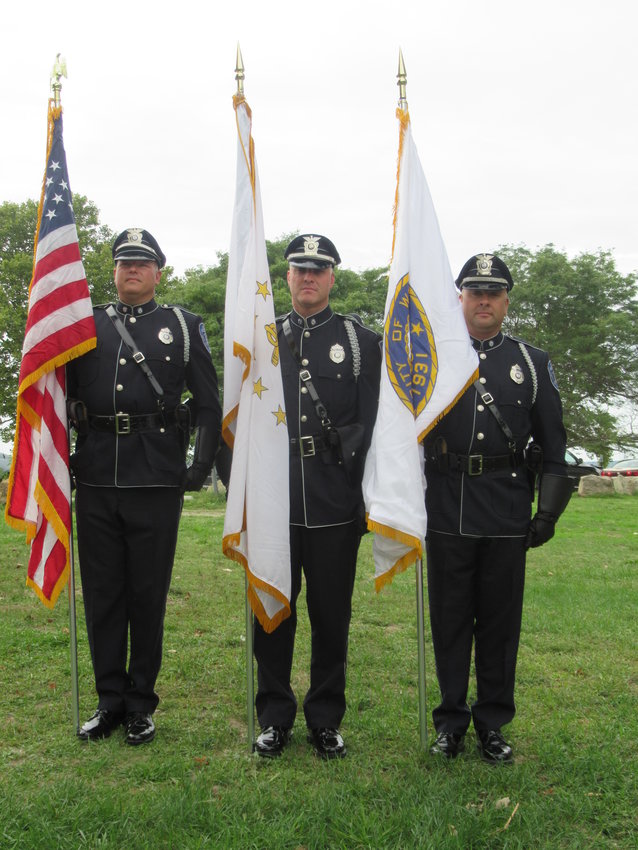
363 109 478 590
222 95 291 632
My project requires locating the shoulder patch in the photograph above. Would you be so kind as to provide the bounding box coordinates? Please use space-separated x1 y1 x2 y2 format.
547 359 559 391
199 322 211 353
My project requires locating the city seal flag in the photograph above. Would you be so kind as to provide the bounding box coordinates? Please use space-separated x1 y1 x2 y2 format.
5 101 96 608
363 108 478 590
222 94 291 633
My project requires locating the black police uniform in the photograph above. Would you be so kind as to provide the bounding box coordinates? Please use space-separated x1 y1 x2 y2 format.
424 325 567 735
253 304 381 730
67 297 221 716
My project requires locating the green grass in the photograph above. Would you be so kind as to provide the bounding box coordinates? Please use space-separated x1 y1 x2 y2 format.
1 491 637 849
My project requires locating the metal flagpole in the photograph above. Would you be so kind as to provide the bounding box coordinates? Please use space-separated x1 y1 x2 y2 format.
245 577 255 752
67 487 81 734
415 557 428 749
235 43 255 753
397 49 428 749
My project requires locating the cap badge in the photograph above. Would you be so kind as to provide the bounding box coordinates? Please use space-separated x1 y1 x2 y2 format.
510 363 524 384
476 253 494 276
126 228 144 246
303 235 321 256
330 343 345 364
158 328 173 345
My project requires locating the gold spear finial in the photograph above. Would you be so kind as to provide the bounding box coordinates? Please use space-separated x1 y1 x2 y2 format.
397 49 407 111
50 53 67 108
235 43 245 96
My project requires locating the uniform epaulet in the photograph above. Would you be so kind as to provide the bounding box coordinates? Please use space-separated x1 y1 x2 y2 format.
505 333 544 354
336 311 364 326
163 302 201 318
276 312 291 326
94 302 113 310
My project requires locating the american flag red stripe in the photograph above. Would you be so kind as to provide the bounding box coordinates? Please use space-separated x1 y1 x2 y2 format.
4 101 96 608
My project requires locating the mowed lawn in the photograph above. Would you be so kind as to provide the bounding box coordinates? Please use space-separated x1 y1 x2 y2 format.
1 491 636 849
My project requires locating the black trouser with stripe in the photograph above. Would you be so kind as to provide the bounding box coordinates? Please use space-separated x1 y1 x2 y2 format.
254 522 360 730
75 484 182 715
426 532 526 735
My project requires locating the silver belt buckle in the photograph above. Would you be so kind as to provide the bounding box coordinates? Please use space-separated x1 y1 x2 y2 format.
468 454 483 475
115 412 131 435
300 436 315 457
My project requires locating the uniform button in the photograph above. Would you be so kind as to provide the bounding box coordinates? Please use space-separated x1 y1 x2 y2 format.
512 472 517 478
119 358 127 365
337 373 342 379
301 358 309 366
301 415 307 423
477 432 485 440
129 317 136 324
304 331 310 338
301 386 308 394
479 376 486 384
517 399 522 405
166 356 171 361
480 352 487 360
116 384 124 391
477 404 484 412
160 427 165 433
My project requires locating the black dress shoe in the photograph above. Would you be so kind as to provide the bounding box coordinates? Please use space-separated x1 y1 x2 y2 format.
254 726 292 758
476 729 513 764
124 712 155 746
77 709 124 741
307 727 347 760
430 731 465 759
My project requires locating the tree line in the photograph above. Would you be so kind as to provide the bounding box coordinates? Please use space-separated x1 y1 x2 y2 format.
1 196 636 464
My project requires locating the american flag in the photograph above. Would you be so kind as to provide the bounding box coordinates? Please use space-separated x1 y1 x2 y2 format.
4 101 96 608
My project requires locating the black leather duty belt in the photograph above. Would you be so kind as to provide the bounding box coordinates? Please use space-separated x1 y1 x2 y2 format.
431 450 525 476
89 410 179 435
290 435 331 458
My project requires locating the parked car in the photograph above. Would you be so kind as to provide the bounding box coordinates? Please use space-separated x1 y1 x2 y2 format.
0 449 11 475
601 458 638 478
565 449 601 490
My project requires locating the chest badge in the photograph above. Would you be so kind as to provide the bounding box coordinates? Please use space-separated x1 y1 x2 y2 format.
159 328 173 345
330 343 346 364
510 363 524 384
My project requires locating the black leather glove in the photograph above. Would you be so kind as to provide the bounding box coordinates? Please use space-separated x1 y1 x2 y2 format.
525 473 573 550
525 512 557 548
184 425 219 492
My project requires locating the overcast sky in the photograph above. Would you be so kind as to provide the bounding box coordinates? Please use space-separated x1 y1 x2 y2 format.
2 0 636 280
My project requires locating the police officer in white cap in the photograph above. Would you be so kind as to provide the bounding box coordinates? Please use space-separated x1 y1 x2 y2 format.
68 228 221 745
253 234 381 759
424 252 572 764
